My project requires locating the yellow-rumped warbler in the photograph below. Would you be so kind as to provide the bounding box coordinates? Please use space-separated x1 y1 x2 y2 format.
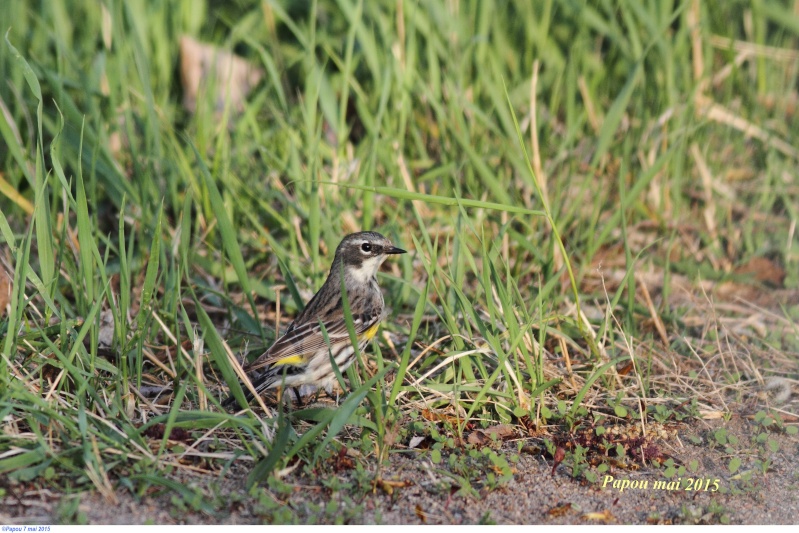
223 231 405 409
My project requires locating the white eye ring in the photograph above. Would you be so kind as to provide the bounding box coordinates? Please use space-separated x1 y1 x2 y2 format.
360 242 372 253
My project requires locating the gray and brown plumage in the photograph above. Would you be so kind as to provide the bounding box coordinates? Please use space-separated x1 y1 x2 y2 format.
223 231 405 409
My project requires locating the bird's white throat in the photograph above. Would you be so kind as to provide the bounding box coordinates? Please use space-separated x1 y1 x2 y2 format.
349 255 385 284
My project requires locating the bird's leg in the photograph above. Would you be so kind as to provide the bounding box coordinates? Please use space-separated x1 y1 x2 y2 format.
292 387 303 407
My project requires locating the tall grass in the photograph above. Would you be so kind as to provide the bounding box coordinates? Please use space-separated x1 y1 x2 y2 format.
1 0 797 505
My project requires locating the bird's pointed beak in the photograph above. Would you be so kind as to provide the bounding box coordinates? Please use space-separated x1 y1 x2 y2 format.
386 245 406 255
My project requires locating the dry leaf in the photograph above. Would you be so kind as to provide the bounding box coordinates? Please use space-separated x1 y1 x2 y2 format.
734 256 785 287
421 408 461 425
484 424 516 439
467 430 491 447
98 308 115 348
331 447 355 472
179 36 263 116
408 435 427 449
551 446 566 477
467 424 516 447
617 362 635 376
582 510 615 523
375 478 411 496
0 249 11 317
546 502 574 517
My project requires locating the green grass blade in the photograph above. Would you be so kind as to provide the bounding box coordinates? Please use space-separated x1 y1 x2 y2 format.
187 138 262 337
323 182 545 217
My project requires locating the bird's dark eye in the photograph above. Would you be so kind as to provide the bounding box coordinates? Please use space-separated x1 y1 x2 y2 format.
361 243 372 253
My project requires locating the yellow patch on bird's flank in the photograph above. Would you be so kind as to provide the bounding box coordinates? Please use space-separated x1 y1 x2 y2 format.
363 322 380 341
274 355 304 366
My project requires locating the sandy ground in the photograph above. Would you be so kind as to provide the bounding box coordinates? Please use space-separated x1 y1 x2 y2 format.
2 413 797 525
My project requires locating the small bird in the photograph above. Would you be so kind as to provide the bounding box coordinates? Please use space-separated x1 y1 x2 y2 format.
223 231 406 409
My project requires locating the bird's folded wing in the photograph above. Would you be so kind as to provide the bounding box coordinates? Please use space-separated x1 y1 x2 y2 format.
244 313 381 373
